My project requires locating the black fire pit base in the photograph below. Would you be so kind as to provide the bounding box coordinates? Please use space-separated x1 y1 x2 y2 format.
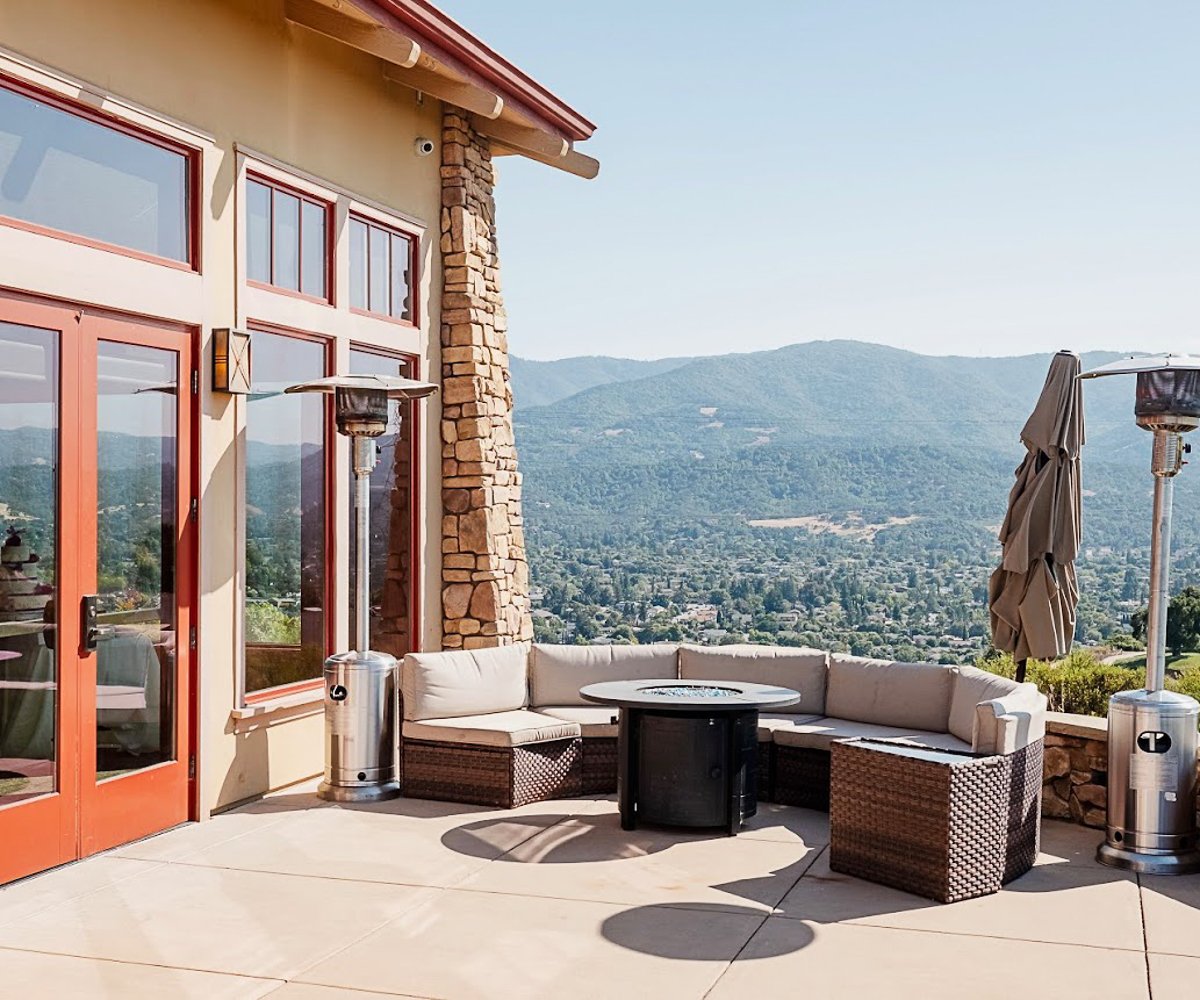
618 707 758 836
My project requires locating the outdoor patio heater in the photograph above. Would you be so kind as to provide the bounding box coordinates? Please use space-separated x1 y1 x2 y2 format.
1080 355 1200 874
285 373 437 802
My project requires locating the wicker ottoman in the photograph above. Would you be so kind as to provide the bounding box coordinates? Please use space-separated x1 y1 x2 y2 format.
829 739 1013 904
401 736 582 809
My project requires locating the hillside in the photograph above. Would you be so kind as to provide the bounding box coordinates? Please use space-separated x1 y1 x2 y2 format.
512 341 1193 659
510 354 693 409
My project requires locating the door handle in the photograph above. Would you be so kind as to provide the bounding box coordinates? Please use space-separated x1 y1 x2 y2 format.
82 595 99 651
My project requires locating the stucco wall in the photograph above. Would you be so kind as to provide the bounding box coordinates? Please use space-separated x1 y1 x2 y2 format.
1 0 447 814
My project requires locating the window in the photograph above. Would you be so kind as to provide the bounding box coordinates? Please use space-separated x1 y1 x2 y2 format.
0 79 191 263
244 329 329 696
348 347 417 658
349 215 415 322
246 176 330 300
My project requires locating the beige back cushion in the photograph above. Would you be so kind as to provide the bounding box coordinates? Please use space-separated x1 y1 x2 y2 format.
679 644 828 716
530 644 678 706
402 645 529 722
825 654 955 732
949 666 1028 745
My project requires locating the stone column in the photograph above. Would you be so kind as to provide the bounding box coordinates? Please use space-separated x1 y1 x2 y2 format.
438 110 532 649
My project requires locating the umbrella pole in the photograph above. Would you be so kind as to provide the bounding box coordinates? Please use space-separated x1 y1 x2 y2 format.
1015 658 1028 684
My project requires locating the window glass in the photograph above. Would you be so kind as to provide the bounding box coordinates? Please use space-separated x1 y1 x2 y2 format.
244 330 327 694
272 190 300 292
390 233 412 321
350 214 418 321
368 225 389 315
0 83 189 261
349 218 368 310
246 179 271 284
301 200 326 298
348 349 414 658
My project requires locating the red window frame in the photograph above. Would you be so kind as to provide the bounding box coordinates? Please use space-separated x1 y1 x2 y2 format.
349 212 420 327
245 173 334 306
242 321 336 705
348 342 424 657
0 73 201 272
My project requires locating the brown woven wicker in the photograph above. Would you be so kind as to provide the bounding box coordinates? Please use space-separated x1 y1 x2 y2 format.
828 739 1014 903
582 736 618 795
772 745 832 810
1003 739 1043 883
401 736 582 809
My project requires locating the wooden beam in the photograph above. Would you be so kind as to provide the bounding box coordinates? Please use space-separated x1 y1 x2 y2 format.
383 63 503 119
492 143 600 180
470 115 570 160
285 0 421 68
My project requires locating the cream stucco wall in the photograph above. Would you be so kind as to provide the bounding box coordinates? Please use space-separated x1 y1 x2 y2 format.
0 0 446 815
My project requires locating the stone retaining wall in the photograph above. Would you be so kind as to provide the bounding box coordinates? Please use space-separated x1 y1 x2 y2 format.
1042 712 1200 829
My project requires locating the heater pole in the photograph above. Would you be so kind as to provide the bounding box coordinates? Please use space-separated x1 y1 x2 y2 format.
1146 430 1183 692
352 436 377 652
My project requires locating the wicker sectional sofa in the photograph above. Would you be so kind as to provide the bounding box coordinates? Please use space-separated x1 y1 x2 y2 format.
400 641 1045 807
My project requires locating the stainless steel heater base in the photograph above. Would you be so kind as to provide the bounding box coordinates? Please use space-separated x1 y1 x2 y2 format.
318 780 401 804
1097 841 1200 876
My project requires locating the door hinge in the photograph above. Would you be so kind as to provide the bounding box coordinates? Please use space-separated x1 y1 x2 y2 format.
188 755 196 780
189 625 197 651
190 497 198 523
191 369 199 394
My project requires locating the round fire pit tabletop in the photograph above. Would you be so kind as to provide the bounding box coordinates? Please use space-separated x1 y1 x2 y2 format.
579 678 800 712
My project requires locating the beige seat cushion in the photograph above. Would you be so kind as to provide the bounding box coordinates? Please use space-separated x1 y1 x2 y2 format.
756 712 824 742
529 644 678 707
949 665 1028 745
402 710 580 748
402 646 528 722
824 655 955 732
536 705 620 738
772 716 971 754
680 644 828 715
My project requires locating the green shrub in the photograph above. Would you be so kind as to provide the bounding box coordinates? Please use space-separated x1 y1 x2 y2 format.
978 650 1143 717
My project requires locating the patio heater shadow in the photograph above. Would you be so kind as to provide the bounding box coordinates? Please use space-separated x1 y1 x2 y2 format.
601 903 814 960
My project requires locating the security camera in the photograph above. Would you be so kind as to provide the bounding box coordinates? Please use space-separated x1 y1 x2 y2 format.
414 137 435 157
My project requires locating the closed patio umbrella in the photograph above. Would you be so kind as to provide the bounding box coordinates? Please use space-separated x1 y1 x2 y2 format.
989 350 1084 681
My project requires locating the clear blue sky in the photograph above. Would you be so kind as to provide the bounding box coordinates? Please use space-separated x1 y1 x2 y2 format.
446 1 1199 361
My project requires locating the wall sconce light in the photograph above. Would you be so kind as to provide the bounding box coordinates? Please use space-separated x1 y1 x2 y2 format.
213 328 252 394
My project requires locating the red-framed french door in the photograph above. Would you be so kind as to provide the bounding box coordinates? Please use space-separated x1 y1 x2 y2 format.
0 291 195 885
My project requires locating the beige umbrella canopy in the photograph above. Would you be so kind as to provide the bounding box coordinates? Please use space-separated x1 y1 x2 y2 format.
989 351 1084 679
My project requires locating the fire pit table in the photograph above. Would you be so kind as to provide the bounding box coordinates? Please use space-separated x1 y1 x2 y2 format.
580 679 800 835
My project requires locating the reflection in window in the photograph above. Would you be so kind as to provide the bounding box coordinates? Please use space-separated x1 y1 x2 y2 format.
0 322 58 803
245 331 327 694
245 177 328 299
0 82 189 262
348 348 415 658
349 215 414 321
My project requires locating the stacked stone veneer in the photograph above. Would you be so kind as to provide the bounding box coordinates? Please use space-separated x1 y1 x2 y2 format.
437 110 532 649
1041 713 1200 830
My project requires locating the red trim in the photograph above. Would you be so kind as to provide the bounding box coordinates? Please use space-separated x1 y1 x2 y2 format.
0 73 201 271
246 174 335 304
361 0 596 142
242 321 336 701
349 342 423 654
244 676 323 706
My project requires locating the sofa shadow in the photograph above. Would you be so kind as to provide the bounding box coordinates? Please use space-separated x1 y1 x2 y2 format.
442 811 689 862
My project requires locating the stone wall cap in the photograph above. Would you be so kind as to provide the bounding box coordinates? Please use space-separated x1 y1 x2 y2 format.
1047 712 1109 739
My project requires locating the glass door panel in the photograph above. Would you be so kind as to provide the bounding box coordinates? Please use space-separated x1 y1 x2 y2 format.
0 322 59 805
94 341 178 781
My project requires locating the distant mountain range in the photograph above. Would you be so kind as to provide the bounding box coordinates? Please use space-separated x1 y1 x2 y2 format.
510 341 1186 549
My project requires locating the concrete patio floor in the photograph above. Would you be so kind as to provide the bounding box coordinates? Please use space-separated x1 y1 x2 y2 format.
1 783 1198 999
